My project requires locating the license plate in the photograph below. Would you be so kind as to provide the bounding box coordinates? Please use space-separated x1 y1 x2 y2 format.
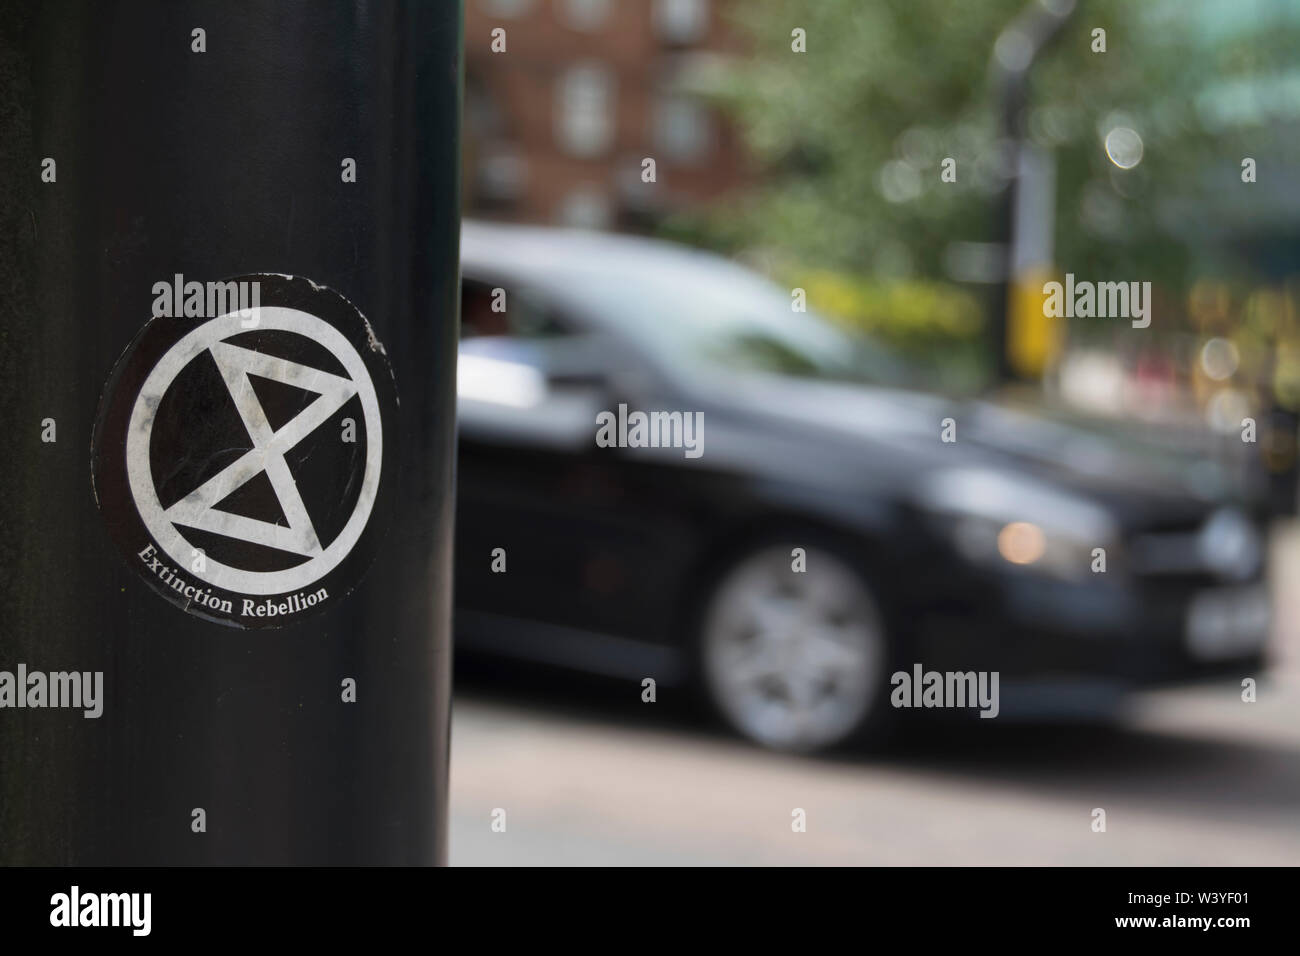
1186 585 1270 661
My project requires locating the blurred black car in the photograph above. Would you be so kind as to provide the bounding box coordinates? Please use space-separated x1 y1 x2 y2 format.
454 221 1270 751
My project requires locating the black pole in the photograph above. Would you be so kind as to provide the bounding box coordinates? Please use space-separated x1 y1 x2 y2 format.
0 1 460 864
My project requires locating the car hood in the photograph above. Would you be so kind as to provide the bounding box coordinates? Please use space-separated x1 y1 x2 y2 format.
704 373 1252 529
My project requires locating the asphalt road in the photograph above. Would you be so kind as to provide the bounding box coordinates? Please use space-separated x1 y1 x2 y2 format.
448 529 1300 867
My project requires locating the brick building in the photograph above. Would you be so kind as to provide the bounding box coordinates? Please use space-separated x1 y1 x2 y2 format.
464 0 749 231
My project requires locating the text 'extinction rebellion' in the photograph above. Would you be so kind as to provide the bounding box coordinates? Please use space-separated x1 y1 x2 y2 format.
138 544 327 619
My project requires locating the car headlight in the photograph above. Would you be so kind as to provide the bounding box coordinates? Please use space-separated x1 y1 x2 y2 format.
917 468 1119 581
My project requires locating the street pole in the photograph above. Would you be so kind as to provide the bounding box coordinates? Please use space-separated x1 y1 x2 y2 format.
988 0 1076 385
0 0 461 865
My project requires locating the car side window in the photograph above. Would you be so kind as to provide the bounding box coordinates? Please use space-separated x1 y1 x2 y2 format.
461 278 573 340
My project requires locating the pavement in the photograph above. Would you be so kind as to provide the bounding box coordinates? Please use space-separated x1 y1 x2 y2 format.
447 524 1300 866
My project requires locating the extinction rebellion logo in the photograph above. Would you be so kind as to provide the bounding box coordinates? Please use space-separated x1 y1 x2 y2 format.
92 274 397 628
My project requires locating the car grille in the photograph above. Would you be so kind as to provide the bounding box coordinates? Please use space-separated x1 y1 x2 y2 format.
1127 507 1262 583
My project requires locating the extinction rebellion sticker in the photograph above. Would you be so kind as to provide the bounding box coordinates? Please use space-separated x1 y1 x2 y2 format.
91 274 397 628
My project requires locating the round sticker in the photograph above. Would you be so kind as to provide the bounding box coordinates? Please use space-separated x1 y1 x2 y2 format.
92 274 398 628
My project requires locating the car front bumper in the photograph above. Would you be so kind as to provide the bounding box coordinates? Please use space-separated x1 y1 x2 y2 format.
906 566 1270 697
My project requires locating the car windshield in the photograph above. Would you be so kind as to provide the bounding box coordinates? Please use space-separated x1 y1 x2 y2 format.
547 251 912 386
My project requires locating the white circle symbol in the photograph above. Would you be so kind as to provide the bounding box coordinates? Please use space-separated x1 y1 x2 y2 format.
125 308 383 596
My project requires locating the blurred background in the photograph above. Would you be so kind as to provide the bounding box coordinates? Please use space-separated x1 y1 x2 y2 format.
450 0 1300 865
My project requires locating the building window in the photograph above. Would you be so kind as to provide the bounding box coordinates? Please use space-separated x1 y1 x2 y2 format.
562 0 611 32
556 63 615 157
655 95 712 163
558 186 612 230
477 146 527 203
481 0 533 18
654 0 708 45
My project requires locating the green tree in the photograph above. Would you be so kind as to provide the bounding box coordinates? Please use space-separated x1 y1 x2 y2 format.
671 0 1300 360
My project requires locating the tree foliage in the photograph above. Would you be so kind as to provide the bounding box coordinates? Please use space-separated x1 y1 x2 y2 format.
676 0 1300 305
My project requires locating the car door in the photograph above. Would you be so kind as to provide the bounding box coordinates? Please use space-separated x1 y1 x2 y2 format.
455 277 692 665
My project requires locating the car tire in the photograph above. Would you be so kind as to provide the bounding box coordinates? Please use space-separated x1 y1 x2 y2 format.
697 542 892 752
